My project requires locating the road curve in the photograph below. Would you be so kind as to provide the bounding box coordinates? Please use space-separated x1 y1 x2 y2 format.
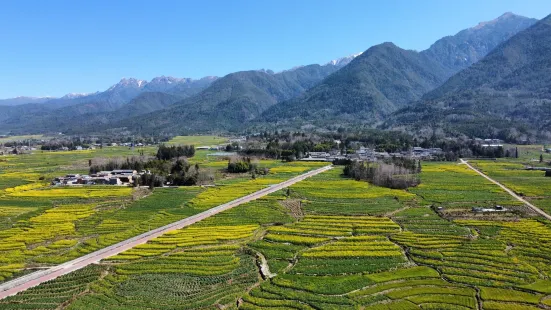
0 165 333 299
460 159 551 221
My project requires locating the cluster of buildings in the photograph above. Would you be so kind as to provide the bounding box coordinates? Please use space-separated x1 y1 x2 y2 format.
51 170 144 186
195 137 246 152
472 138 503 148
0 145 37 155
301 146 443 162
197 145 231 151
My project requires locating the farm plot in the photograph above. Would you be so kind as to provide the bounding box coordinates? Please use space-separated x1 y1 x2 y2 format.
391 206 544 290
455 219 551 278
0 188 203 282
3 162 551 309
241 266 457 309
167 135 229 146
290 168 414 215
0 188 298 309
392 206 470 235
0 149 326 283
0 265 103 310
471 160 551 214
411 162 518 207
252 214 405 275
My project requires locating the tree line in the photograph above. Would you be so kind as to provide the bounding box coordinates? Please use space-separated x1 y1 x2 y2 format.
343 158 421 189
156 144 195 160
88 144 210 188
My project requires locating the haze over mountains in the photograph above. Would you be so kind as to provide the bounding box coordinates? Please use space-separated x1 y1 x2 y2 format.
0 97 54 106
1 12 548 141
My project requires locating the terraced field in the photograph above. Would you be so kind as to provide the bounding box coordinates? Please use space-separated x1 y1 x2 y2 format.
470 159 551 214
1 156 551 309
0 147 327 284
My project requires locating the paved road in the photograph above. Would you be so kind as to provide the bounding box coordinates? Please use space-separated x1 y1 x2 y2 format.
460 159 551 221
0 165 333 299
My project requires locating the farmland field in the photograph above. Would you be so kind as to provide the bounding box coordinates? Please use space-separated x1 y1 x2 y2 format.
470 157 551 214
0 135 46 143
167 135 229 146
0 145 326 285
1 147 551 309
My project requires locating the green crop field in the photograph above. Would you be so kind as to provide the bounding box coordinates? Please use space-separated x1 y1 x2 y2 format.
470 158 551 214
0 135 47 143
167 135 229 146
0 145 327 285
1 149 551 309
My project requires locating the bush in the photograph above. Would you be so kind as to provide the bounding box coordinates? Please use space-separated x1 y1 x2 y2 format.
227 157 257 173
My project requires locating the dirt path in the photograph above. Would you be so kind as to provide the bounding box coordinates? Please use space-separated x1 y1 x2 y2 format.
460 159 551 221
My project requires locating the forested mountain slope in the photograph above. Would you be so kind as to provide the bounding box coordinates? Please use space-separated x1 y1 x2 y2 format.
386 14 551 141
113 63 351 135
255 13 536 130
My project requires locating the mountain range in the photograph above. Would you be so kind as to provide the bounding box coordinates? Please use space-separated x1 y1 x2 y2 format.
0 12 547 141
385 13 551 141
0 96 55 106
0 56 355 134
256 12 537 129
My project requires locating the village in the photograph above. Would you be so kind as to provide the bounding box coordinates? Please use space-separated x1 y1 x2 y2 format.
301 146 445 162
51 169 145 186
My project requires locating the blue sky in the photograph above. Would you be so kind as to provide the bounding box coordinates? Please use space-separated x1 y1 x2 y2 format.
1 0 550 98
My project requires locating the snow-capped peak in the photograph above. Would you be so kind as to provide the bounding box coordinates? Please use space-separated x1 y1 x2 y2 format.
108 78 148 91
149 76 189 85
61 93 92 99
325 52 363 67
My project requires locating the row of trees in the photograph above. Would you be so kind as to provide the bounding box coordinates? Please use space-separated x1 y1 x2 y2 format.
40 140 89 151
156 144 195 160
227 157 269 176
343 159 421 189
89 156 153 174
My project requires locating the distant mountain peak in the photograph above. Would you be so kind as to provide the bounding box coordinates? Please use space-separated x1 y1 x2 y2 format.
499 12 518 18
256 69 275 74
108 78 147 91
200 76 218 81
61 93 93 99
14 95 55 100
325 52 363 66
149 76 188 85
472 12 523 30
